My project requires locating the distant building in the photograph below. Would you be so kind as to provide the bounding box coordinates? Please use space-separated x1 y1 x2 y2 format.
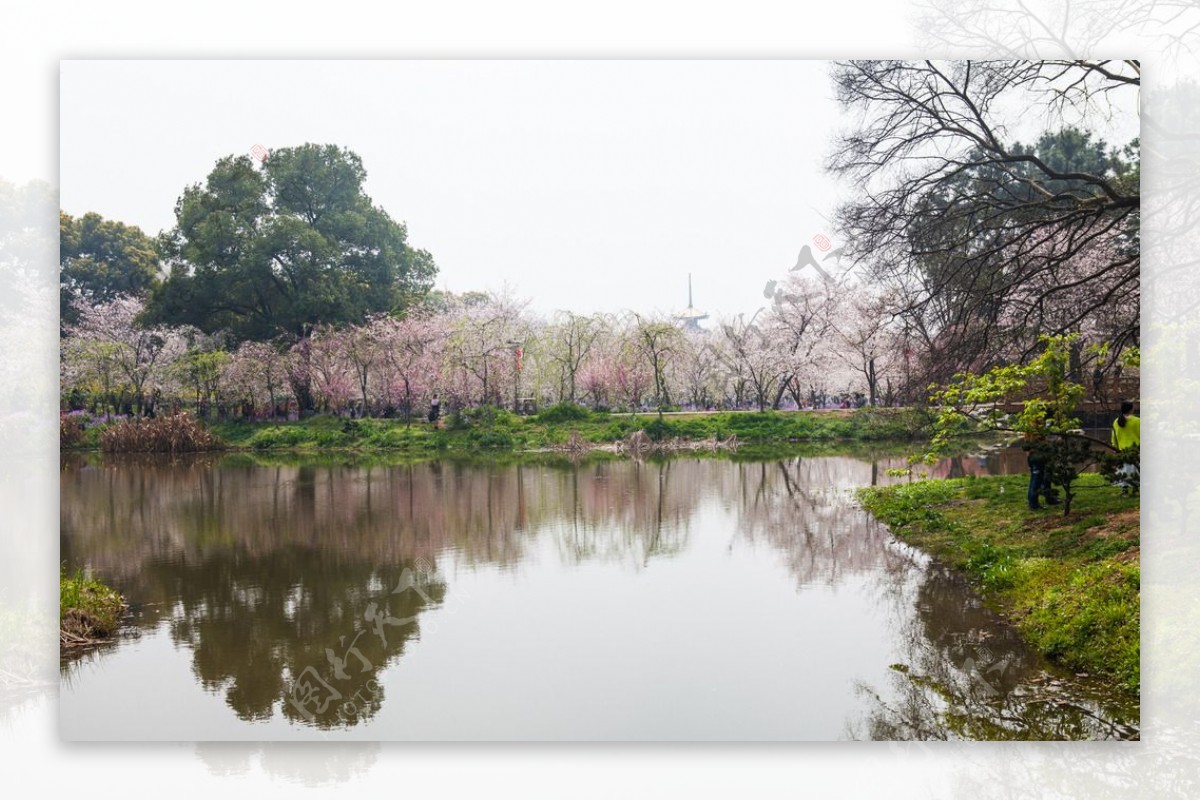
676 274 709 333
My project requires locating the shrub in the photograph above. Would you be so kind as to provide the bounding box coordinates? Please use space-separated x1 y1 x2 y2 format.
643 418 674 441
304 414 346 430
471 429 515 449
593 419 638 442
535 402 591 424
60 413 84 448
246 426 310 449
99 412 224 453
1098 443 1140 492
448 405 507 430
366 427 417 449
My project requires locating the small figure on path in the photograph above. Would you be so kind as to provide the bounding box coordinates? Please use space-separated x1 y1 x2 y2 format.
427 394 441 427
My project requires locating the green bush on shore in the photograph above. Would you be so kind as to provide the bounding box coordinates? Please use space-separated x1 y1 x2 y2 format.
60 565 125 643
535 402 593 423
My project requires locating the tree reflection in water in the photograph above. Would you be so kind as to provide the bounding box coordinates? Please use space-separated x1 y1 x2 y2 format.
60 452 1136 737
849 560 1139 740
166 552 445 728
60 453 705 728
731 456 902 586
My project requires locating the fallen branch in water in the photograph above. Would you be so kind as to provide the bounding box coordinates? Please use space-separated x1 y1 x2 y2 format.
59 629 115 649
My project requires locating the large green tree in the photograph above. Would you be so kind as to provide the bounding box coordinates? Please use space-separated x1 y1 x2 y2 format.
60 211 161 327
146 144 437 342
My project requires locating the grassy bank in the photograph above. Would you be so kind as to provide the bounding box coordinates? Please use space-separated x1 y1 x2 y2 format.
200 405 931 454
858 473 1139 693
60 566 125 647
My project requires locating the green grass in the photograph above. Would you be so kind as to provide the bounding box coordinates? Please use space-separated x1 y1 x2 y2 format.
858 473 1140 693
60 565 125 637
201 406 934 455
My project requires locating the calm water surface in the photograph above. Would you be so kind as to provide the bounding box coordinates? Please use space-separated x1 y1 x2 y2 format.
60 450 1137 740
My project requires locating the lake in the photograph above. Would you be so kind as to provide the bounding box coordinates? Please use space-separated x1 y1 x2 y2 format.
59 449 1137 740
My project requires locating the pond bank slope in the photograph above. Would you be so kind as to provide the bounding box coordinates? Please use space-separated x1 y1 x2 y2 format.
858 473 1139 694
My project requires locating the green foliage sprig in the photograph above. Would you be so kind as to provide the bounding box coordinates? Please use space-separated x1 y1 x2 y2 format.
924 335 1116 515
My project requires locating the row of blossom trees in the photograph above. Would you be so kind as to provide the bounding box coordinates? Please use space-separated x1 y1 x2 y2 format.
60 274 916 421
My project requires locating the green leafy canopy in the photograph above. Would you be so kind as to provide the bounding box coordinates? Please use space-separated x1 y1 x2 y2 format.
146 144 437 343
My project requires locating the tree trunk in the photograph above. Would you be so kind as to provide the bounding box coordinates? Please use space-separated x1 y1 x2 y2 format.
867 357 878 406
773 377 792 410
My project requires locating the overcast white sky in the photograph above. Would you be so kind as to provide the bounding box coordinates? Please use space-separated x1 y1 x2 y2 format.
59 60 1138 319
59 60 856 319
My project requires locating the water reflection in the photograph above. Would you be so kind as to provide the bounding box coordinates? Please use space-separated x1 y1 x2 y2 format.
731 457 900 586
169 554 444 728
60 452 1135 739
853 561 1138 740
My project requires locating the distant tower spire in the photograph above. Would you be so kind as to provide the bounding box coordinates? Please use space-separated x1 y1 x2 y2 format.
677 273 708 333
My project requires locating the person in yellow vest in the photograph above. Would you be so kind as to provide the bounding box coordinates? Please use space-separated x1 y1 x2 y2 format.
1111 400 1140 494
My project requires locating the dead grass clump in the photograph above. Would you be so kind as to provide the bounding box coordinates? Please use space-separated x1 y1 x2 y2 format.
623 429 652 454
564 430 592 453
100 411 224 453
60 414 85 448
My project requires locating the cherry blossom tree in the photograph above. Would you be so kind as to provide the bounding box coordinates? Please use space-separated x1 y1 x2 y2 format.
627 313 682 412
765 274 840 408
676 330 724 410
543 312 603 405
342 315 387 414
714 311 788 412
442 291 529 409
307 326 356 413
222 341 292 417
825 282 904 406
62 295 186 415
58 278 942 421
577 322 622 411
378 311 445 421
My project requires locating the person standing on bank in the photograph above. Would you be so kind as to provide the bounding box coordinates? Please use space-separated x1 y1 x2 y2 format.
1111 400 1140 494
1022 419 1059 511
427 393 441 427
